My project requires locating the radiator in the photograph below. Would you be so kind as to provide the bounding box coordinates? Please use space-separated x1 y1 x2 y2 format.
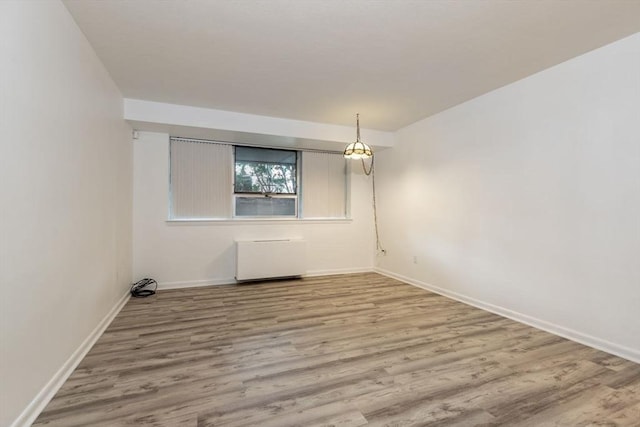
235 239 306 281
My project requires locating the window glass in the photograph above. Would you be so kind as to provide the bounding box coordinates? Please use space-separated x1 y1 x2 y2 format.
234 147 297 194
235 197 297 217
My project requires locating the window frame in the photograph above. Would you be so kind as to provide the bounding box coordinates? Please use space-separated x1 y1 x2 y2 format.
232 146 301 219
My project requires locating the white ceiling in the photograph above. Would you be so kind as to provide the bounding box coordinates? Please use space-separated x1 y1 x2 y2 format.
63 0 640 131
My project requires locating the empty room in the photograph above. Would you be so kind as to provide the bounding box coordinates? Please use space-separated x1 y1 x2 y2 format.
1 0 639 426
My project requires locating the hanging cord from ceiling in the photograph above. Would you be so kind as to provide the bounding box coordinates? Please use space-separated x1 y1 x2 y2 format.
361 157 385 255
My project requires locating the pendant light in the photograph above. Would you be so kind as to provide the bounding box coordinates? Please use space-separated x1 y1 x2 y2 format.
343 113 373 159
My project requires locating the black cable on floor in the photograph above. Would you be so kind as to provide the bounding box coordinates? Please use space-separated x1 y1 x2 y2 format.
130 278 157 297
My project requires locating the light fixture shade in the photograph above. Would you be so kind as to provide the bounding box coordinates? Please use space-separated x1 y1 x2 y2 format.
343 113 373 159
343 141 373 159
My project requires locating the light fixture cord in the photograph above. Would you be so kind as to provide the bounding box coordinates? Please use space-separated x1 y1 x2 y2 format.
362 157 385 254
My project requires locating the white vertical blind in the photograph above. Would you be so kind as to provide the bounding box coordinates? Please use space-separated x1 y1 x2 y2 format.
301 151 346 218
170 139 232 218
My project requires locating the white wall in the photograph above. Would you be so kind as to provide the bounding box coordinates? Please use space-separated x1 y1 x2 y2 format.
133 132 374 287
0 2 132 426
376 33 640 361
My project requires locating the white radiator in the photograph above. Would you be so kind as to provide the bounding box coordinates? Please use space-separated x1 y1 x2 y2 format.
235 239 306 281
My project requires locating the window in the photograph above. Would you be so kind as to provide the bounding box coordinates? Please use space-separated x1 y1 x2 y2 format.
169 137 347 220
234 147 298 217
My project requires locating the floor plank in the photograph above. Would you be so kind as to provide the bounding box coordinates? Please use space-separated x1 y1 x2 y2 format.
33 273 639 426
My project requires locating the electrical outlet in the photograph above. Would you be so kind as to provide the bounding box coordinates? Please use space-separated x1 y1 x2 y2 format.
413 255 418 264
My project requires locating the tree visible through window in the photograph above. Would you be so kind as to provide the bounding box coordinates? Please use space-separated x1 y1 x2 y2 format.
234 147 298 216
234 161 296 194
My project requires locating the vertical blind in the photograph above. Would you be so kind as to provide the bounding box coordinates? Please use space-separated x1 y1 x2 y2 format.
170 138 347 219
301 151 347 218
170 139 233 219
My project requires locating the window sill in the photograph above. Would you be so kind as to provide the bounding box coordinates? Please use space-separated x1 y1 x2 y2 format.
166 218 353 225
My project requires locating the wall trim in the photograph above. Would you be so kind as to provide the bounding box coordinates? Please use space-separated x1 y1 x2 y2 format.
375 268 640 364
305 267 373 277
10 290 130 427
157 268 374 290
158 278 236 290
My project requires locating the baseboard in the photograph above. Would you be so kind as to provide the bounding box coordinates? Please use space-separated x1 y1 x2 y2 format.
158 268 374 290
305 267 373 277
375 268 640 364
10 290 130 427
157 278 236 290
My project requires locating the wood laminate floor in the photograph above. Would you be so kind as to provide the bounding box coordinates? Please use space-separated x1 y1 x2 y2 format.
34 273 640 426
